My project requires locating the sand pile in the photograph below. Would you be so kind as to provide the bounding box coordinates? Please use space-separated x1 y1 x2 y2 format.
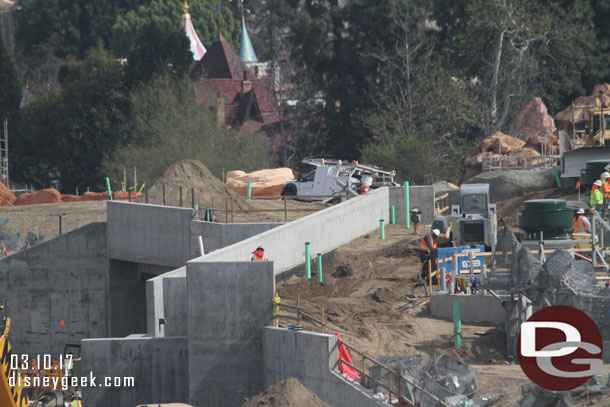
242 378 329 407
15 188 62 205
0 181 16 206
227 168 294 197
143 159 250 210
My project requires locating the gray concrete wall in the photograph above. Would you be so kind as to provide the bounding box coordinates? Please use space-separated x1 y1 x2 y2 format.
190 221 281 255
430 293 505 323
263 327 389 407
187 261 274 406
389 186 435 225
107 201 194 268
0 222 108 356
148 188 390 337
81 336 188 407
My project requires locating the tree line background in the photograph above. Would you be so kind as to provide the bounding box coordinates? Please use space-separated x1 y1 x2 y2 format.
0 0 605 191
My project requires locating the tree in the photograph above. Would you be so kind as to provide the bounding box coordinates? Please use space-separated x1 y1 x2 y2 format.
0 38 21 120
11 44 128 191
102 75 270 186
123 20 192 86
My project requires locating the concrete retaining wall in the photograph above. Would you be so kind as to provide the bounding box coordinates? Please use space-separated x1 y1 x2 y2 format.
430 293 505 323
107 202 193 268
0 222 108 356
263 327 389 407
148 188 390 337
190 220 281 255
389 186 435 225
81 336 188 406
187 261 275 406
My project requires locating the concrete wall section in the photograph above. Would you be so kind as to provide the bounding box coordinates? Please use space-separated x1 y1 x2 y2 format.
389 186 435 225
192 188 390 275
107 201 193 268
263 327 389 407
430 294 505 323
81 336 188 407
190 221 282 256
0 222 108 356
187 261 275 406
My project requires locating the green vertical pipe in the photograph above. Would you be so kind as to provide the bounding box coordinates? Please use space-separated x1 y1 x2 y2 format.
194 204 199 219
317 253 323 283
404 181 410 228
305 242 311 279
552 165 562 188
380 219 385 240
206 210 211 222
391 205 396 224
105 177 113 200
453 300 462 348
247 181 252 200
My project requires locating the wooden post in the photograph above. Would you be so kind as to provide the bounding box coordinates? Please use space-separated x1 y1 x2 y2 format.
231 197 234 223
225 197 228 223
284 196 288 222
428 260 432 296
321 306 326 331
58 215 62 235
128 191 131 202
388 369 392 402
145 188 148 204
179 186 183 207
211 196 214 220
191 188 195 208
162 184 166 206
297 292 301 325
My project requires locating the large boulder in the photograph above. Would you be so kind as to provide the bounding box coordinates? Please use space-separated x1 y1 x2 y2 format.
509 97 556 141
464 168 557 202
227 168 295 197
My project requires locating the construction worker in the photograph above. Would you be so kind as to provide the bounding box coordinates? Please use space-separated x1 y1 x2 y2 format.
251 246 268 261
602 172 610 218
590 180 604 212
573 208 591 234
419 229 440 284
69 395 82 407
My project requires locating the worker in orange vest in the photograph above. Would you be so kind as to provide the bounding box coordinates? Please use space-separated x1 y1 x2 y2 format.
418 229 440 284
251 246 268 261
573 208 591 234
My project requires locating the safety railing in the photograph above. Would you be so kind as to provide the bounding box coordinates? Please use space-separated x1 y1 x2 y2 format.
482 154 560 171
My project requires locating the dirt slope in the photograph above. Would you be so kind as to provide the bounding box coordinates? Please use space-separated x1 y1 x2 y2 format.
242 378 329 407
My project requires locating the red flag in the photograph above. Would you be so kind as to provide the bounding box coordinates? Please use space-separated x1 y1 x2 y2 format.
575 179 581 190
335 333 359 378
60 320 65 328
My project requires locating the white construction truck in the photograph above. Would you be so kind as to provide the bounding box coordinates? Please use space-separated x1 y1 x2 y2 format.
281 158 398 200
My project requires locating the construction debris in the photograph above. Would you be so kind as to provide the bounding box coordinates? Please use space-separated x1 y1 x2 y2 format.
226 168 295 197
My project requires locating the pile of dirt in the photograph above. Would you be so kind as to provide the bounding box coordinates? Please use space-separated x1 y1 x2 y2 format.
242 378 329 407
0 181 16 206
142 159 250 210
464 168 558 202
227 168 294 197
15 188 62 205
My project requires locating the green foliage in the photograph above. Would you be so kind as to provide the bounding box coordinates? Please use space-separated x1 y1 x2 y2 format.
101 75 270 186
0 38 21 120
123 20 192 86
11 44 128 191
111 0 239 58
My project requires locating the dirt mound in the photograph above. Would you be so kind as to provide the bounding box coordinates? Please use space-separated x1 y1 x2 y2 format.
464 168 557 202
242 378 329 407
15 188 62 205
0 181 16 206
331 264 354 277
143 160 249 210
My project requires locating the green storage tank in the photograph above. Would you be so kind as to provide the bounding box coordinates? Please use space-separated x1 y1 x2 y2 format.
582 159 610 189
517 199 573 240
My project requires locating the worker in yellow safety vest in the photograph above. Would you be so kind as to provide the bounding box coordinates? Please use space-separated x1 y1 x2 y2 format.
590 180 604 211
69 396 82 407
573 208 591 234
418 229 440 284
251 246 268 261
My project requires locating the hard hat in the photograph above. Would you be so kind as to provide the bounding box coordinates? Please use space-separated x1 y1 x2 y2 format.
595 180 603 186
577 208 585 214
432 229 441 237
252 246 264 254
603 172 610 179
